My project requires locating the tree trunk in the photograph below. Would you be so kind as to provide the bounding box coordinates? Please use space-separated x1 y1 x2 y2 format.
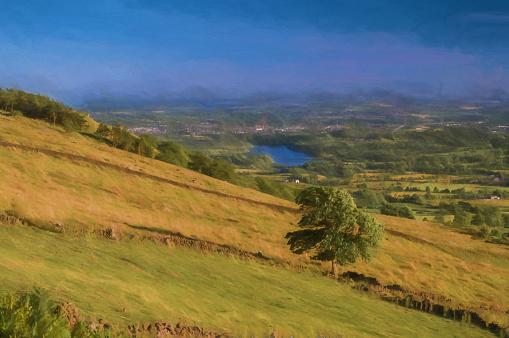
331 260 339 279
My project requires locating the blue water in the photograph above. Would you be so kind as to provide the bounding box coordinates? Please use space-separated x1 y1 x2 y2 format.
249 145 315 166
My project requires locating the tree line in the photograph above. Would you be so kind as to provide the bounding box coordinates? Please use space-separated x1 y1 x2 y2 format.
96 124 302 200
0 89 238 186
95 122 237 183
0 88 88 131
0 88 302 200
243 125 509 178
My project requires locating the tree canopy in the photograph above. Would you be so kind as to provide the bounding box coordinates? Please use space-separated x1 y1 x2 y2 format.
286 187 384 276
380 203 415 219
0 88 88 131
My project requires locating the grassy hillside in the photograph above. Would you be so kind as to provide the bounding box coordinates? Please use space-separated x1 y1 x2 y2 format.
0 114 298 262
0 113 507 336
0 225 494 337
354 215 509 326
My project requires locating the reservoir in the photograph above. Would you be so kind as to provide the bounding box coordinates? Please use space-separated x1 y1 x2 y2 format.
249 145 314 166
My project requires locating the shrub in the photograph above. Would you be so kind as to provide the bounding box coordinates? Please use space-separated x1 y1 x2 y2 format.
433 215 445 223
0 289 70 337
353 190 386 209
479 225 491 239
490 228 502 238
0 289 111 338
380 204 415 219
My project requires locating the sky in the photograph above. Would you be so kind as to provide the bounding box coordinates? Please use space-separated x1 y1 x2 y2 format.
1 0 509 106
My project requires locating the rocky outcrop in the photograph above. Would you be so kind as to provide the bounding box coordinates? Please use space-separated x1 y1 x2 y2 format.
127 321 230 337
0 212 20 226
339 271 509 338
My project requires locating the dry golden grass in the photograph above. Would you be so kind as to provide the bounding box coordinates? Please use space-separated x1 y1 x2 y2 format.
351 215 509 326
469 199 509 207
0 115 293 206
0 115 299 264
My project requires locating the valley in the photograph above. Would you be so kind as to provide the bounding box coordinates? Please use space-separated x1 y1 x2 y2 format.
0 92 508 336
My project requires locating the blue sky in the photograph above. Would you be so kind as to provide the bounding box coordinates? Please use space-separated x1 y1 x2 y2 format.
1 0 509 105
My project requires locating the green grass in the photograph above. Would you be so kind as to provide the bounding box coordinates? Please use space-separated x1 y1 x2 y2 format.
0 225 494 337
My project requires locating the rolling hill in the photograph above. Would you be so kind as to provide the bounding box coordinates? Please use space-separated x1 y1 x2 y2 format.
0 112 507 337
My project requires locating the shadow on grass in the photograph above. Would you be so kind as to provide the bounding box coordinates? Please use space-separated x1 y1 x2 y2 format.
124 222 270 261
79 132 114 146
124 223 189 238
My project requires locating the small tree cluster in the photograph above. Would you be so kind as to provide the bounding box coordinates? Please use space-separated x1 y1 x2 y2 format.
438 202 507 228
380 203 415 219
353 189 386 209
188 153 235 181
0 88 88 131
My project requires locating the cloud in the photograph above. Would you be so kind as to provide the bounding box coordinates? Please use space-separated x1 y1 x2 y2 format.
2 1 509 105
454 11 509 24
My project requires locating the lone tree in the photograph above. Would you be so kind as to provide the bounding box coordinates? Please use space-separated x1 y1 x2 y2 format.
286 187 384 278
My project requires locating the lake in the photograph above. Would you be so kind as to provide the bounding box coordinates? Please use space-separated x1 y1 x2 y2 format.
249 145 315 166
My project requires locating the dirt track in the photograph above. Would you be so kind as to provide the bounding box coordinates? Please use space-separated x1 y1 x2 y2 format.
127 321 231 337
58 301 231 337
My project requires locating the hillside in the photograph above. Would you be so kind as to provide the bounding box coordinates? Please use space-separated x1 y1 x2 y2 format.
0 113 507 336
0 114 298 259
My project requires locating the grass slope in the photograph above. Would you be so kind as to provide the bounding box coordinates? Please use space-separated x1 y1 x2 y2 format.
352 215 509 326
0 113 506 335
0 114 299 262
0 225 492 337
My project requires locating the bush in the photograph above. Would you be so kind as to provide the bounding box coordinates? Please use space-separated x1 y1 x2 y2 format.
480 225 491 239
353 190 386 209
490 228 502 238
0 289 112 337
453 212 471 226
434 215 445 223
380 204 415 219
0 289 70 337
